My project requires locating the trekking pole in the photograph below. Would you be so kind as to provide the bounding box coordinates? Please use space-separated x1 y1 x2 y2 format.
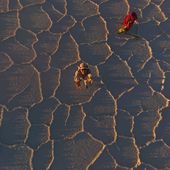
136 21 139 35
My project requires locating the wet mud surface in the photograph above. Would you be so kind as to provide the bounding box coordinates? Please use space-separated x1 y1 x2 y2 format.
0 0 170 169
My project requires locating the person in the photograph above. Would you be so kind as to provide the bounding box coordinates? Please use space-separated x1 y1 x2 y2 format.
118 12 138 33
74 63 93 88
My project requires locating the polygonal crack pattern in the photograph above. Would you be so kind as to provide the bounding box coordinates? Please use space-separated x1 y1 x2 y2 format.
0 0 170 169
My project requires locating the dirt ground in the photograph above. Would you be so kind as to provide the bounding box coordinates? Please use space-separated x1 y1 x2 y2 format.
0 0 170 169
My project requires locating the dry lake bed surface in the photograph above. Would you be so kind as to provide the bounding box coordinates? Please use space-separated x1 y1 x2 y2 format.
0 0 170 169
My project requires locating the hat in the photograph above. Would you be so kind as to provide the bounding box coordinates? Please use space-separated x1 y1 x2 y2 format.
131 12 137 20
78 63 88 69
